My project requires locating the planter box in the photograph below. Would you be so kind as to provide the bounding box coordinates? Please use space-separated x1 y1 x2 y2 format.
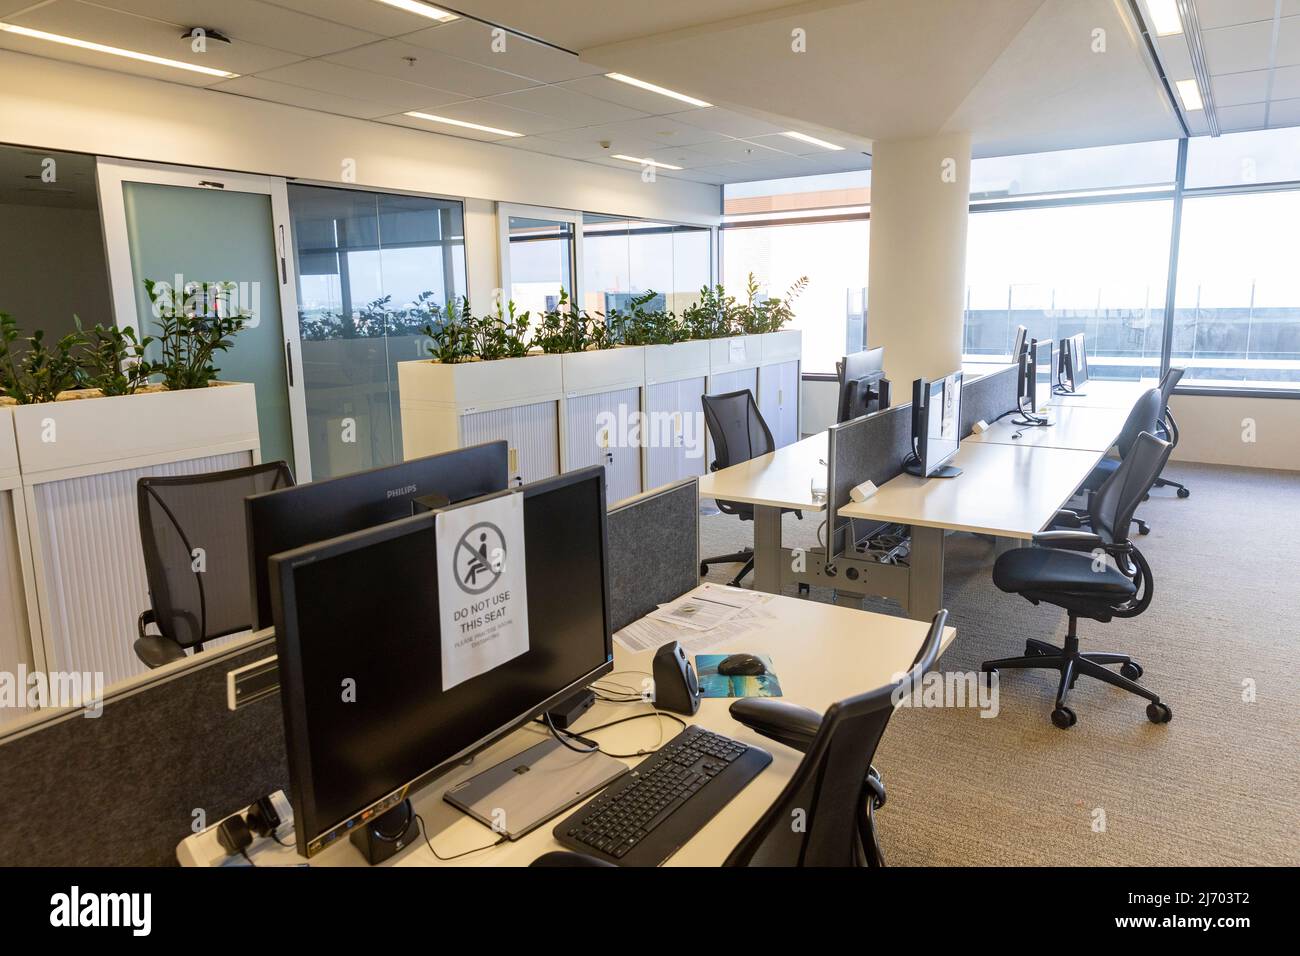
561 346 644 398
398 354 562 418
760 329 802 365
644 340 710 386
12 382 261 692
708 334 764 377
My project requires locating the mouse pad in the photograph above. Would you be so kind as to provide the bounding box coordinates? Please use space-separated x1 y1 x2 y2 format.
695 654 783 699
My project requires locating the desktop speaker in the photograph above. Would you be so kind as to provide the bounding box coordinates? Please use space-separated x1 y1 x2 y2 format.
653 641 701 716
350 799 419 865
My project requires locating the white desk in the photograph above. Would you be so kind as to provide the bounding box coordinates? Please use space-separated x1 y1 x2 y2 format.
697 431 827 593
177 593 956 868
965 404 1131 453
1051 379 1156 410
839 442 1105 621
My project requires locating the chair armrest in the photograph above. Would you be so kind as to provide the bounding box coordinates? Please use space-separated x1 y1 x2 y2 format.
529 851 616 868
1033 531 1133 557
729 698 823 753
137 608 156 640
1050 510 1083 528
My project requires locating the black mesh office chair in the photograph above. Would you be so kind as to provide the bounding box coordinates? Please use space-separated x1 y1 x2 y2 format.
1148 366 1190 501
699 390 800 586
135 461 294 668
532 610 948 867
982 432 1174 729
1074 386 1162 535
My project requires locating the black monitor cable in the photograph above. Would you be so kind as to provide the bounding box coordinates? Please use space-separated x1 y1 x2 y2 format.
414 813 506 862
541 707 688 760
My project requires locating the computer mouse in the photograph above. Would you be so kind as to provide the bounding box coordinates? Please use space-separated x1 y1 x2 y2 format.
717 653 766 677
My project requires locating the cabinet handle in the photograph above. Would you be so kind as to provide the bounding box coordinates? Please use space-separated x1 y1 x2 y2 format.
285 340 294 387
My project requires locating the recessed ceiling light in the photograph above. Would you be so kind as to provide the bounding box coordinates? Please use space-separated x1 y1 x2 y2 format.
605 73 712 108
781 131 844 151
373 0 458 21
1146 0 1183 36
0 22 238 77
611 154 683 171
403 111 523 137
1175 78 1203 111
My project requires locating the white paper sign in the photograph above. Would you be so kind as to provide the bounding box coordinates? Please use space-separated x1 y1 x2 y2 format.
729 338 746 363
435 492 529 691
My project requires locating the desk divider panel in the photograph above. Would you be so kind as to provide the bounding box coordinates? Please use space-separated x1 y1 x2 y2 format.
959 365 1017 437
606 478 699 633
827 405 914 558
0 636 286 866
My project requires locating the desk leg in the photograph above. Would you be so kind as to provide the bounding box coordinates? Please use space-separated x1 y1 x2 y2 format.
751 505 783 594
907 525 945 622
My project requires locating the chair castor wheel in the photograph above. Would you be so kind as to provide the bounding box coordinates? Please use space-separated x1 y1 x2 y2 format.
1051 705 1077 729
1142 493 1150 502
1120 661 1143 680
1146 702 1172 724
1177 487 1190 499
699 562 709 577
1136 521 1150 535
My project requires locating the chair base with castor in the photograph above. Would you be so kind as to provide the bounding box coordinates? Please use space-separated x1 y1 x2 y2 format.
701 548 755 586
982 615 1172 729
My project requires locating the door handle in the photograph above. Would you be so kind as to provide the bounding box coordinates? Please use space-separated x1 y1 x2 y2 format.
277 224 287 284
285 339 294 387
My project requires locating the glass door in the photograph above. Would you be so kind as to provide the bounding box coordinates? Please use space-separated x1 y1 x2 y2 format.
498 204 582 316
97 160 310 478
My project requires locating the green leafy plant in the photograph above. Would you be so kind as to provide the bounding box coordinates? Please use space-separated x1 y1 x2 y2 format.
741 272 808 334
607 290 683 346
533 289 614 353
423 296 474 363
474 300 532 360
0 312 84 404
680 284 741 340
75 316 155 396
144 278 247 390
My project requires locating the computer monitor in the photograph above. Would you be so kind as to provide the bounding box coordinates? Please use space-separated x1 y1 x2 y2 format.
1058 333 1090 393
1033 338 1054 412
246 442 509 630
837 346 889 423
270 466 613 859
1011 324 1028 363
905 371 963 479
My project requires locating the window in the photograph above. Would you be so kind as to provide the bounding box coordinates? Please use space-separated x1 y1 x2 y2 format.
1172 190 1300 389
970 140 1177 201
1184 127 1300 189
288 183 467 479
582 215 712 316
964 200 1174 380
503 212 576 315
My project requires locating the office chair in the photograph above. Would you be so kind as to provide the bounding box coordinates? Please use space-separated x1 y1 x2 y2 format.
135 461 294 668
531 610 948 867
1073 386 1162 535
982 432 1174 729
1147 366 1190 502
698 389 800 586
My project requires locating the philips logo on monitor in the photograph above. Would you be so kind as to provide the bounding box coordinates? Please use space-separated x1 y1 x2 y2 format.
385 484 418 500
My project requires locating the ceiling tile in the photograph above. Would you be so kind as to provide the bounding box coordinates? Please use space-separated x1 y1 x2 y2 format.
1266 95 1300 125
325 38 540 97
1195 0 1287 30
88 0 381 57
1271 62 1300 99
685 138 792 163
556 74 712 116
1215 101 1268 130
1155 34 1193 80
1278 14 1300 67
266 0 453 38
506 136 602 160
8 0 301 77
209 75 397 119
641 144 728 169
1201 19 1276 75
485 85 646 125
1211 69 1271 106
670 107 787 139
595 115 728 147
402 19 604 83
745 132 852 156
379 111 517 142
254 59 462 110
538 123 666 154
413 98 572 136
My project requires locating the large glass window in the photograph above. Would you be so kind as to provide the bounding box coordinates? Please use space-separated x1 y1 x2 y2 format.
1184 127 1300 189
964 200 1174 380
970 140 1177 201
582 215 712 316
288 183 467 479
1172 190 1300 389
505 215 575 315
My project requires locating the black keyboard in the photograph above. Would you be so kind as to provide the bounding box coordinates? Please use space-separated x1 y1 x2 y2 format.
554 725 771 866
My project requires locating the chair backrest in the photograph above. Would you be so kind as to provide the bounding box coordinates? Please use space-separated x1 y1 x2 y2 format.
724 610 948 867
1089 431 1172 545
702 389 775 470
138 461 294 648
1116 387 1163 458
1157 366 1184 408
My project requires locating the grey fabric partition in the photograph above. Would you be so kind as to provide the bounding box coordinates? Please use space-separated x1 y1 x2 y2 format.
0 636 286 866
959 365 1018 437
606 478 699 633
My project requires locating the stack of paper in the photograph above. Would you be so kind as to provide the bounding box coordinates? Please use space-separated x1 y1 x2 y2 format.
615 584 776 655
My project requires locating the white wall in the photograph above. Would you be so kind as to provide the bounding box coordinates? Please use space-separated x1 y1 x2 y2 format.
0 49 720 307
1169 394 1300 471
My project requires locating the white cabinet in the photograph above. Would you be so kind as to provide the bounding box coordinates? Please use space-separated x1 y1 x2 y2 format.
563 387 643 504
460 402 560 486
0 407 36 727
644 377 708 490
758 360 801 448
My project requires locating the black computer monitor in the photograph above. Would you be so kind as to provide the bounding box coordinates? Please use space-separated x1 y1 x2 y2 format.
246 442 508 630
905 372 963 479
270 466 613 860
1033 338 1054 412
1016 343 1035 410
837 346 889 423
1011 324 1028 363
1058 333 1090 393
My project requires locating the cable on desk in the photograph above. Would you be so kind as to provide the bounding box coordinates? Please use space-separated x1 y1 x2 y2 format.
542 707 689 760
414 813 506 862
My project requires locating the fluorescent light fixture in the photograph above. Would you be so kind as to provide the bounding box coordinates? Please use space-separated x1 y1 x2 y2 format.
605 73 711 108
404 111 523 137
781 130 844 151
1146 0 1183 36
0 22 238 77
611 154 683 171
373 0 458 21
1176 78 1203 111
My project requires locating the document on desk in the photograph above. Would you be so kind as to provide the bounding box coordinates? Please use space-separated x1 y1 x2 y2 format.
616 585 776 655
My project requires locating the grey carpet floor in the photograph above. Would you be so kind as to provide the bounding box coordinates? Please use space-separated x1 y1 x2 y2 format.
698 461 1300 865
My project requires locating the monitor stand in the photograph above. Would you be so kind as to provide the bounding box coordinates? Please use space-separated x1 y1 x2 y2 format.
904 461 962 479
443 737 627 840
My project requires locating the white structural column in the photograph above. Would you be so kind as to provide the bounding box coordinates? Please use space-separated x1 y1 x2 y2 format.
866 132 972 390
